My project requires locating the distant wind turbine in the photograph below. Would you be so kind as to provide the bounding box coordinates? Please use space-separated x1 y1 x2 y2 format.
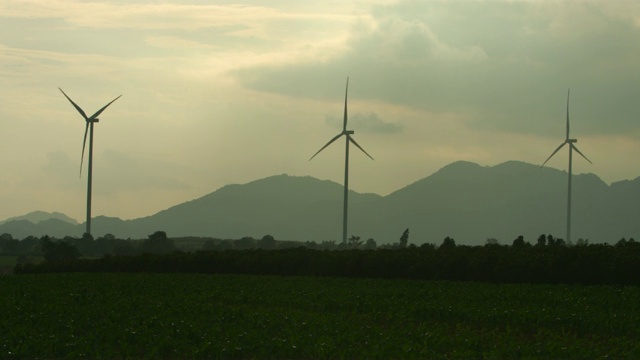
309 77 374 244
540 89 592 244
59 88 121 236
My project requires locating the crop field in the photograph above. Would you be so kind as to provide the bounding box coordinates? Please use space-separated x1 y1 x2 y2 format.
0 273 638 359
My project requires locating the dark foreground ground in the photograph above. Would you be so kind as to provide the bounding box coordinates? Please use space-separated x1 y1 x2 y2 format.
1 273 638 359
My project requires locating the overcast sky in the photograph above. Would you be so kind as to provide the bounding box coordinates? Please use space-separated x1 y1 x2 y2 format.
1 0 639 222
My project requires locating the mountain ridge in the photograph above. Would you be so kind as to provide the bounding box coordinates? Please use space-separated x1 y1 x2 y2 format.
1 161 638 244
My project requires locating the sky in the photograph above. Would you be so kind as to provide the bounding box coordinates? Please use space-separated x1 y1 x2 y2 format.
1 0 639 222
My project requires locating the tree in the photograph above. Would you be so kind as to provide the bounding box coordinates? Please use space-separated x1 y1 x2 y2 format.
547 234 556 247
234 237 256 250
399 228 409 249
142 231 176 254
512 236 525 248
439 236 456 250
347 235 363 249
536 234 547 247
320 240 336 250
95 233 117 255
258 235 277 250
575 238 589 247
363 238 377 250
1 238 19 253
485 238 499 246
0 233 13 250
113 240 136 256
41 238 80 262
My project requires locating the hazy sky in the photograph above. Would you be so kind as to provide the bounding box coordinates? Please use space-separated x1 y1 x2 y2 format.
1 0 639 222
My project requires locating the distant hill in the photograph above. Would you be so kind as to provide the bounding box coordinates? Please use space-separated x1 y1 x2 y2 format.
1 162 638 245
0 211 78 226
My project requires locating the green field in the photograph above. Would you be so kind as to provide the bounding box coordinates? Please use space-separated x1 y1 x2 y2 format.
0 273 638 359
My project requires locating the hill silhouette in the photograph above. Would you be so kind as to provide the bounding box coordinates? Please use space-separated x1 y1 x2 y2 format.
1 161 638 245
0 211 78 226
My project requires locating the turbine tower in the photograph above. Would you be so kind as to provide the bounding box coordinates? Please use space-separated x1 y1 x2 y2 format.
309 77 374 244
540 89 592 244
59 88 121 236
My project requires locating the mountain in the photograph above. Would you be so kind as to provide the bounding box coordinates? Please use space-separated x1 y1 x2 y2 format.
1 162 638 245
129 174 381 240
0 211 78 226
375 160 613 244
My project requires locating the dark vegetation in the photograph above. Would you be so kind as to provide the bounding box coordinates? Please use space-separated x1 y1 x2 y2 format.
5 230 638 285
3 230 639 358
1 273 638 359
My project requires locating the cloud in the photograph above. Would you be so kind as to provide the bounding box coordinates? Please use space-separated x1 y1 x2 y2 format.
325 112 401 134
234 0 640 139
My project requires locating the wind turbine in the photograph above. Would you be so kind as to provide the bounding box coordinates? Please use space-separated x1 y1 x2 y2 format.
59 88 121 236
540 89 592 244
309 77 374 244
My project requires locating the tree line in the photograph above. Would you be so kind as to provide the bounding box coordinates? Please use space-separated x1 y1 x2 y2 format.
11 230 640 285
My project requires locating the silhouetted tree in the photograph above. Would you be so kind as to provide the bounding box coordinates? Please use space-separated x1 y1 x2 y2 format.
512 236 525 248
399 228 409 248
363 238 377 250
420 242 436 250
439 236 456 250
95 233 117 255
320 240 336 250
547 234 556 247
0 233 13 252
347 235 363 249
1 238 19 253
305 241 318 250
114 239 137 256
485 238 499 246
142 231 175 254
16 236 38 254
536 234 547 247
258 235 276 250
41 237 80 262
575 238 589 247
234 237 256 250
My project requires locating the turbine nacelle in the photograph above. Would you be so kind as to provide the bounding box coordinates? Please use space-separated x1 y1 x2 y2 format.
567 139 577 143
343 130 355 135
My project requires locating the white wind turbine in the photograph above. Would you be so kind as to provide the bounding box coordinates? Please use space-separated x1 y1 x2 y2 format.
309 77 374 244
59 88 121 236
540 89 592 244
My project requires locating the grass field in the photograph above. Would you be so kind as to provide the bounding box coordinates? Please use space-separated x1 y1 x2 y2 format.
0 273 638 359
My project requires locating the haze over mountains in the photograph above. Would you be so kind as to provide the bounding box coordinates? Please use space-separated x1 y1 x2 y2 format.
1 161 638 245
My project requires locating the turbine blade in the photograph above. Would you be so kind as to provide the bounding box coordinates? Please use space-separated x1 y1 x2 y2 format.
59 88 88 120
349 136 374 160
566 88 570 140
540 142 567 167
309 133 343 161
79 122 89 178
571 144 593 164
88 94 122 121
343 77 349 132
